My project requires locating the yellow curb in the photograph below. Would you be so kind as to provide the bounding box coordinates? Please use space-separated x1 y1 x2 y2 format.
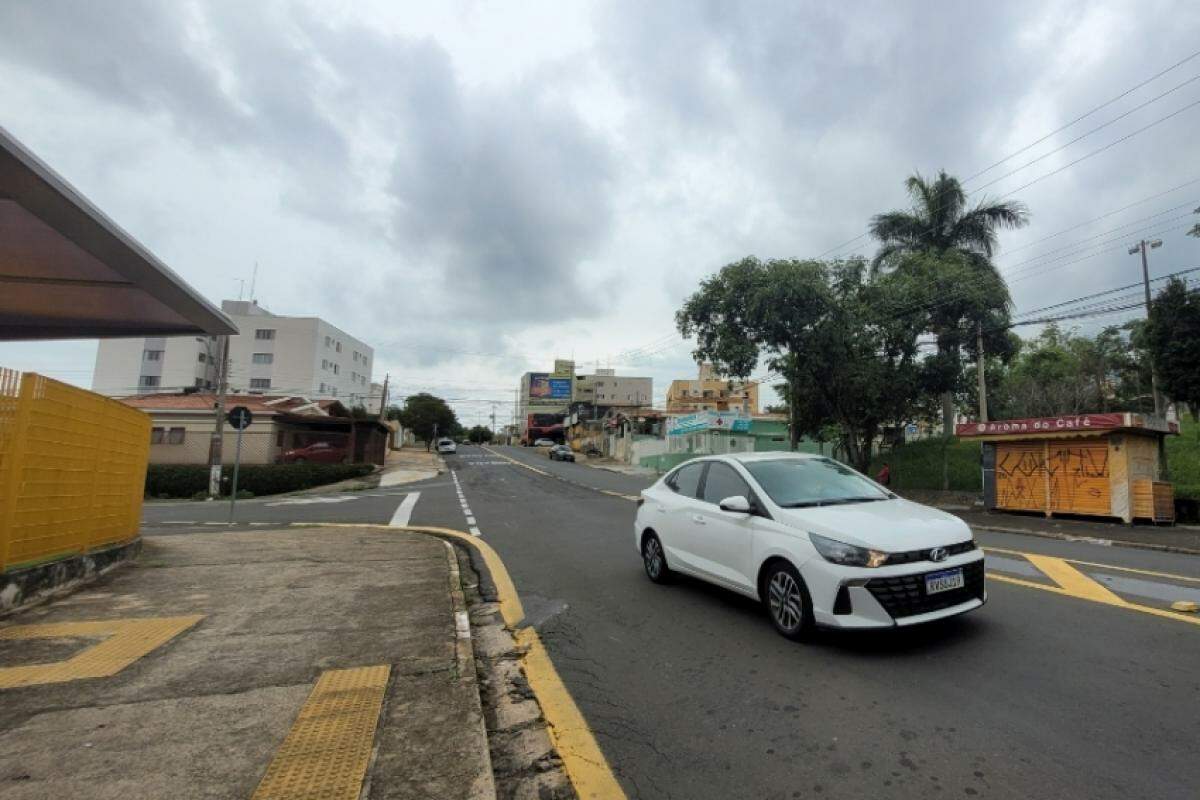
1171 600 1198 613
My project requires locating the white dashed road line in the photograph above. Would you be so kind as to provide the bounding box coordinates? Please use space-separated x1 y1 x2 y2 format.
450 470 482 537
389 491 421 527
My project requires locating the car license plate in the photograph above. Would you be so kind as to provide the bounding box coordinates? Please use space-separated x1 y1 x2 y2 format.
925 568 964 595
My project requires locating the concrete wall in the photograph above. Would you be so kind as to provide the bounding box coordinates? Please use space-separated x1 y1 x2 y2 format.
93 335 211 395
145 412 285 465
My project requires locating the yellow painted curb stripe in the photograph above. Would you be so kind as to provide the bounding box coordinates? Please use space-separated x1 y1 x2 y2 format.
516 626 627 800
251 665 390 800
295 523 626 799
0 615 204 689
983 546 1200 584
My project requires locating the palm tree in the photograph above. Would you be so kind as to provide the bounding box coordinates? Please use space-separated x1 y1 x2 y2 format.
870 170 1029 271
869 170 1029 442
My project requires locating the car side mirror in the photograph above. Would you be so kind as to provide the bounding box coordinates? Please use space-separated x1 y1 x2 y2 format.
719 495 751 514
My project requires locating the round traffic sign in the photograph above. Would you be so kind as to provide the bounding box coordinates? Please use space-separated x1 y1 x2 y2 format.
227 405 253 430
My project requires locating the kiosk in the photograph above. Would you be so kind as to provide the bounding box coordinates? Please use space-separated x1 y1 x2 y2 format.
955 413 1178 524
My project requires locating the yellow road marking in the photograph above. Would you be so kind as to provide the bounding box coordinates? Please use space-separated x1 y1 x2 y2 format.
251 665 390 800
983 546 1200 584
987 557 1200 627
296 523 627 799
600 489 639 502
1023 554 1128 605
516 626 627 800
0 615 204 689
482 445 550 476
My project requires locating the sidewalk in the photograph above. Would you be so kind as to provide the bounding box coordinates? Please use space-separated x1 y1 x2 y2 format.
0 526 493 799
953 507 1200 554
378 446 445 488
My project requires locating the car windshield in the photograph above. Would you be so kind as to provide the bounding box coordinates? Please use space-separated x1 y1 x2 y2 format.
742 457 891 508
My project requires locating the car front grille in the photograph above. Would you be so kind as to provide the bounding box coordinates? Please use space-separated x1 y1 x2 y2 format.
865 560 985 620
885 540 976 565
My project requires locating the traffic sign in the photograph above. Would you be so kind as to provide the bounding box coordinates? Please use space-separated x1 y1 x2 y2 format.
227 406 253 430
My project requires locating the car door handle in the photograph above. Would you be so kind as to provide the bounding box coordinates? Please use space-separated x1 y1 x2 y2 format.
691 514 706 525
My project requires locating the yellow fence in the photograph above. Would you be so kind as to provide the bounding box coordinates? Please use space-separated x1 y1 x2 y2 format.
0 369 150 573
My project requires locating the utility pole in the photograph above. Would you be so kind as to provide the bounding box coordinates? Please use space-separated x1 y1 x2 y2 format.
207 335 230 500
378 373 389 417
976 321 988 423
1129 239 1165 417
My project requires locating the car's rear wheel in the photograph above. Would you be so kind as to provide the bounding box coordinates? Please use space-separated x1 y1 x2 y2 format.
641 532 671 584
764 562 812 640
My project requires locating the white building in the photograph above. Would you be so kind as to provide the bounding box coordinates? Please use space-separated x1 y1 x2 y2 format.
574 369 652 409
92 299 375 405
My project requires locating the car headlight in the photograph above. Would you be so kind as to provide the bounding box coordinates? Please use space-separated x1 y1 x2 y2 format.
809 533 889 568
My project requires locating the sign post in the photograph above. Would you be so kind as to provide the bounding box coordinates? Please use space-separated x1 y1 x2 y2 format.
226 406 253 523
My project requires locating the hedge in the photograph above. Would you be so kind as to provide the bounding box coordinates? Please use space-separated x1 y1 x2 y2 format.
145 463 375 499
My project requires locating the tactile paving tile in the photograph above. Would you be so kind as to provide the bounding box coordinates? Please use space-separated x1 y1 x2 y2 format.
0 615 204 689
251 665 391 800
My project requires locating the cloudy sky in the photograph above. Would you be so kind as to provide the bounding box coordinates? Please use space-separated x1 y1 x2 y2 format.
2 0 1199 426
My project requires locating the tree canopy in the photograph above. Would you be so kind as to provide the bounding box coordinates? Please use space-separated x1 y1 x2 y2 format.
467 425 493 443
394 393 459 450
677 257 930 471
1147 278 1200 419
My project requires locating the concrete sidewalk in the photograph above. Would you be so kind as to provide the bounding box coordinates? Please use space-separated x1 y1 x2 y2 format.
952 507 1200 554
0 527 494 799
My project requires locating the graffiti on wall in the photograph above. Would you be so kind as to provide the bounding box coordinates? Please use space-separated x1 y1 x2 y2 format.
996 444 1109 512
996 448 1045 509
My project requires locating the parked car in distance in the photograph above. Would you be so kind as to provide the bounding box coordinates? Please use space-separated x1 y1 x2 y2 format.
280 440 349 464
436 438 457 454
634 453 984 640
549 444 575 462
533 438 556 447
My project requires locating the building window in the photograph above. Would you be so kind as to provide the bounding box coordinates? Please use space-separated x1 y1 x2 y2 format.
140 375 160 388
332 364 339 375
336 342 341 353
320 382 326 393
150 427 164 444
255 329 275 340
198 353 206 363
276 430 285 447
167 427 185 444
331 387 338 397
325 336 332 348
252 353 274 364
144 349 163 361
194 378 205 388
250 378 271 390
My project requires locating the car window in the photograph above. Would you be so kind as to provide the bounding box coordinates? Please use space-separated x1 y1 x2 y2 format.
743 457 890 507
702 462 750 505
668 462 705 498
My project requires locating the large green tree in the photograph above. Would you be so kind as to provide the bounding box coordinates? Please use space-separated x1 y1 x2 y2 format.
677 257 927 471
467 425 493 444
869 170 1029 435
395 393 459 450
1146 278 1200 420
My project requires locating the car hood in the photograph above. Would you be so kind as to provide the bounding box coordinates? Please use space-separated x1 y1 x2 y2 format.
773 498 971 550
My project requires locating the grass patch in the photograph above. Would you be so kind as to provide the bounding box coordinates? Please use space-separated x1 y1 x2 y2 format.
869 438 982 493
1167 416 1200 501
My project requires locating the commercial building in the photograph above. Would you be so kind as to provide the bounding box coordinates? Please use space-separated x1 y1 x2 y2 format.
665 362 760 415
92 299 375 405
573 368 652 410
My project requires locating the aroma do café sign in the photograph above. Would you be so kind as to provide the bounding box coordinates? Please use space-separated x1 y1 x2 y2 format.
954 414 1127 437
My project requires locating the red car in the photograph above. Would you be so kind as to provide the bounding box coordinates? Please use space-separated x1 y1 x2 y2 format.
280 441 349 464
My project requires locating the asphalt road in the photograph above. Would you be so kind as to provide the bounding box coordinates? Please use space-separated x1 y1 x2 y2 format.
142 443 1200 799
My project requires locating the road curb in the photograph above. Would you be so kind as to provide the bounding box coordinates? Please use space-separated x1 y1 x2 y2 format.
972 523 1200 556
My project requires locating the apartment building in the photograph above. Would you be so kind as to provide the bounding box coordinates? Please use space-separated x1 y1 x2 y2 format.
573 369 652 408
93 300 375 404
665 362 759 414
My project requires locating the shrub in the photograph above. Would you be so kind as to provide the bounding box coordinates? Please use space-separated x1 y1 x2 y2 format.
145 463 375 499
868 438 982 493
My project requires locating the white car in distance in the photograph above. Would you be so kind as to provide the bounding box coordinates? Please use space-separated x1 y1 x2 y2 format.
436 438 457 454
635 453 984 639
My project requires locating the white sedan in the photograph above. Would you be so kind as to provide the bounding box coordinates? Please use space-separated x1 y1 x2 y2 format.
634 453 984 639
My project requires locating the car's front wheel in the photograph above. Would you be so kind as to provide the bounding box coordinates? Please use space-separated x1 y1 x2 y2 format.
764 562 812 640
641 532 671 584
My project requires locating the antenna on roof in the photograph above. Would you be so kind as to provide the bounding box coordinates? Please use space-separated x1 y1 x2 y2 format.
250 261 259 303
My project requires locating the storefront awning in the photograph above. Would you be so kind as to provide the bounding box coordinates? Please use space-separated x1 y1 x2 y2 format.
0 126 236 340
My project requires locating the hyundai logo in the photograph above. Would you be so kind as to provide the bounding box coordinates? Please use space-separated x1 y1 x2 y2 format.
929 547 949 563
